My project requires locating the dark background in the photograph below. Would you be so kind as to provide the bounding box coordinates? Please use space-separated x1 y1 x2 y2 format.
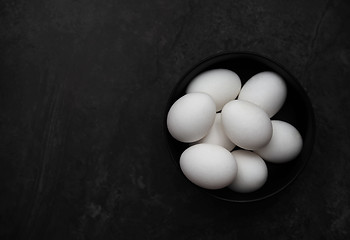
1 0 350 239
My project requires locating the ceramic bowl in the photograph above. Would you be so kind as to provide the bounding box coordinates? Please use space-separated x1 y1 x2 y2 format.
164 52 315 202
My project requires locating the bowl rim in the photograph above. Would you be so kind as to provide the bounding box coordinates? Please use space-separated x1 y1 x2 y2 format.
163 51 316 202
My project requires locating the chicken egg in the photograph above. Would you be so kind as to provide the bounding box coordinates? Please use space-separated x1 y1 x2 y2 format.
167 93 216 143
255 120 303 163
221 100 272 150
186 69 241 111
238 71 287 117
195 113 236 151
229 150 268 193
180 144 238 190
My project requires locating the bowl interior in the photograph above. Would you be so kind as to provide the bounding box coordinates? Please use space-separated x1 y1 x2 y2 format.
164 52 315 202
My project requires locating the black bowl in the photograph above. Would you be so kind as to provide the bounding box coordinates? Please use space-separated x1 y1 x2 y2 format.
164 52 315 202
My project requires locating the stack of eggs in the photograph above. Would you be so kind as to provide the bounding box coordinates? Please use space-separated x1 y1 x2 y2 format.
167 69 303 193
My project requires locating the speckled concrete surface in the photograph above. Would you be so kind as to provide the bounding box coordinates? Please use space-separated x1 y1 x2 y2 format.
0 0 349 239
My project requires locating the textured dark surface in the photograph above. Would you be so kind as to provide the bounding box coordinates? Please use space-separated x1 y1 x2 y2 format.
1 0 350 239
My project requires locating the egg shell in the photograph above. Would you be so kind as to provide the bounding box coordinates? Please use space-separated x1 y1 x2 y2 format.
238 71 287 117
186 69 241 111
167 93 216 143
195 113 236 151
229 150 268 193
180 144 238 190
221 100 273 150
255 120 303 163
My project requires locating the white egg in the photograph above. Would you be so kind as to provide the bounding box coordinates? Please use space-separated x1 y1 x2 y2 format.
221 100 272 150
186 69 241 111
195 113 236 151
255 120 303 163
238 71 287 117
229 150 268 193
167 93 216 143
180 144 238 189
